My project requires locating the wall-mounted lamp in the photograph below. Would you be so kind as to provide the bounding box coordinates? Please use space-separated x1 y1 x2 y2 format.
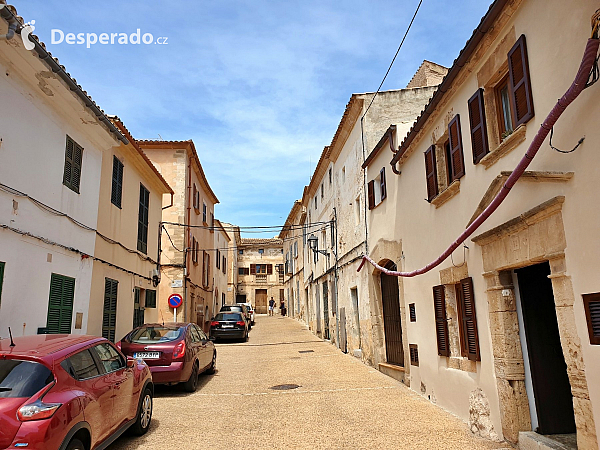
307 234 329 262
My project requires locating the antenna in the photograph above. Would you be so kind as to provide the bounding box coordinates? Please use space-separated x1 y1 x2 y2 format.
8 327 15 347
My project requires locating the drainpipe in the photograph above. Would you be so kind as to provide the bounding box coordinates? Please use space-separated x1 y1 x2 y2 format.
0 9 17 41
184 156 192 322
162 193 174 210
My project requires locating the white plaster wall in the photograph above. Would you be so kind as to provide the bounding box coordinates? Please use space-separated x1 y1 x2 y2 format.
365 0 600 440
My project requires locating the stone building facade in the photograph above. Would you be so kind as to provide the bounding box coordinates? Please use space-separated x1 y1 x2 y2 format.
364 0 600 447
140 140 219 332
236 238 284 314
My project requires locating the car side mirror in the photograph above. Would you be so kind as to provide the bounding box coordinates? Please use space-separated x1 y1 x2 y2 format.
210 317 215 321
126 356 136 368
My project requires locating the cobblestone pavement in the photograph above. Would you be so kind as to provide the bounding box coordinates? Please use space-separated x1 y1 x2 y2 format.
111 315 507 450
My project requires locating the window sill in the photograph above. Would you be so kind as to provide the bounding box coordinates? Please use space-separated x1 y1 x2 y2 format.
446 356 477 373
194 207 200 214
431 179 460 208
480 124 526 169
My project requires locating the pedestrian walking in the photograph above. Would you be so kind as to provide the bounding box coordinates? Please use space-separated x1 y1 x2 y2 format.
280 300 286 317
268 297 275 316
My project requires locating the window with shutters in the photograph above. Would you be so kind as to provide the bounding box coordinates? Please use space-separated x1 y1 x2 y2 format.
433 285 450 356
447 115 465 183
409 344 419 366
583 293 600 345
63 136 83 193
456 277 480 361
46 273 75 334
145 289 157 308
193 184 199 211
468 88 490 164
409 303 416 322
203 251 210 287
508 35 534 127
133 287 144 329
0 262 5 309
137 184 149 254
222 256 226 274
424 146 439 202
495 74 515 140
238 267 250 276
367 167 387 209
216 250 221 269
102 278 118 342
111 156 124 208
202 203 207 224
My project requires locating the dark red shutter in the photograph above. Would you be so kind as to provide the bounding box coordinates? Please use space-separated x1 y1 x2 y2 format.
380 167 387 201
424 146 438 202
583 293 600 345
367 180 375 210
433 285 450 357
250 264 256 275
457 277 480 361
508 34 534 126
468 89 489 164
267 264 273 275
448 115 465 181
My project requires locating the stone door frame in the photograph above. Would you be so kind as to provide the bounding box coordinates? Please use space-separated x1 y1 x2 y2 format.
472 196 597 448
367 239 410 377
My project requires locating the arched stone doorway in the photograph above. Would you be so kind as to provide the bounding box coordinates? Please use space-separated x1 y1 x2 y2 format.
380 260 404 366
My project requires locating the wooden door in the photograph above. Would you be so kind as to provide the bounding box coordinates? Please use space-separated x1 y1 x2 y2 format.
340 307 347 354
255 289 267 314
380 262 404 366
322 282 330 340
516 262 575 435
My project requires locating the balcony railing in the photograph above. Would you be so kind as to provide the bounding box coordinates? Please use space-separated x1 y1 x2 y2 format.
256 274 267 283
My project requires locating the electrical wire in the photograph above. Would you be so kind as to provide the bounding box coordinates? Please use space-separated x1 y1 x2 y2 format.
362 0 424 120
549 126 585 154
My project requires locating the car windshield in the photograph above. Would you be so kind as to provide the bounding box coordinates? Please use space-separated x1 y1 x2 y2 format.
128 326 184 344
215 313 242 321
0 360 54 398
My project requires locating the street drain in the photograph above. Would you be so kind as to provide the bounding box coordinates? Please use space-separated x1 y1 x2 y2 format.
270 384 301 390
298 350 314 353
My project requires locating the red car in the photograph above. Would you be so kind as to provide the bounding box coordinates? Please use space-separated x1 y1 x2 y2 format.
0 334 153 450
117 323 216 392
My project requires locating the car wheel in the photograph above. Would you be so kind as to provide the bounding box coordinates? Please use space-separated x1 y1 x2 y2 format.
206 351 217 374
130 388 153 436
183 362 199 392
65 438 85 450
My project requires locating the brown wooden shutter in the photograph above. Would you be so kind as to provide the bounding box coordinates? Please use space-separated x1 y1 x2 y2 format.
433 285 450 357
250 264 256 275
409 303 416 322
508 34 534 127
583 293 600 345
424 146 438 202
468 89 490 164
409 344 419 366
448 115 465 181
457 277 480 361
267 264 273 275
367 180 375 210
380 167 387 201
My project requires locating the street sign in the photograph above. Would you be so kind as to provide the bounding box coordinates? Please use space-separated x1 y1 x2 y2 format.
168 293 183 309
171 280 183 288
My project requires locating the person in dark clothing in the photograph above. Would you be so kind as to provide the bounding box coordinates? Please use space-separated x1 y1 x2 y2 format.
280 300 286 317
268 297 276 316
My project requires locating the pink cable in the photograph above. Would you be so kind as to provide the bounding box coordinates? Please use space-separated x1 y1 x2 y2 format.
358 38 600 277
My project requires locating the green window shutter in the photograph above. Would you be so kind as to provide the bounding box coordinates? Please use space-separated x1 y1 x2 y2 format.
102 278 118 342
133 288 144 329
111 156 124 208
145 290 157 308
0 262 5 308
137 184 149 254
63 136 83 193
47 274 75 334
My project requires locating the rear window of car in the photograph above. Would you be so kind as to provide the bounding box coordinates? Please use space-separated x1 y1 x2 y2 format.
128 326 184 344
0 360 54 398
215 313 242 321
221 306 243 312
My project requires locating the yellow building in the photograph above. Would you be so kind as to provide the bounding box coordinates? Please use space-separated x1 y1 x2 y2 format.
87 118 173 342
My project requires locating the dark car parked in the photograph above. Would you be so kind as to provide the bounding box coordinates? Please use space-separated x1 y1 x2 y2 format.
220 304 251 329
0 334 153 450
210 312 248 342
118 323 216 392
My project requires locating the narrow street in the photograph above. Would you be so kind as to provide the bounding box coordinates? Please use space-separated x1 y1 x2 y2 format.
111 316 507 450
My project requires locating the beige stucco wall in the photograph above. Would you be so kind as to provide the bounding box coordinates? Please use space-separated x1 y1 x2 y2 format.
88 140 167 340
366 0 600 444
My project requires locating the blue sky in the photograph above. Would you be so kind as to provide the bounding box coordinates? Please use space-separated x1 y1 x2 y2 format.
14 0 491 236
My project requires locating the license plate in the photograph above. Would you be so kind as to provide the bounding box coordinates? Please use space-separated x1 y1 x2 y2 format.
222 325 234 328
134 352 160 359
